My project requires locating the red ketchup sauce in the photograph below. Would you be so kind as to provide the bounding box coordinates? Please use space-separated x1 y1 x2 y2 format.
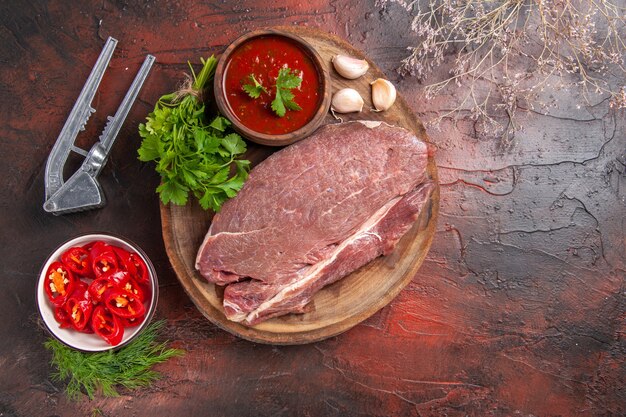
222 35 322 135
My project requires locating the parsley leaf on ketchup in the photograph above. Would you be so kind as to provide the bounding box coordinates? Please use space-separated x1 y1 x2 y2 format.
242 74 268 99
271 68 303 117
243 67 303 118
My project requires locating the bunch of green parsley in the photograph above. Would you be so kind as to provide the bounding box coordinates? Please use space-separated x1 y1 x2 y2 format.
138 56 250 212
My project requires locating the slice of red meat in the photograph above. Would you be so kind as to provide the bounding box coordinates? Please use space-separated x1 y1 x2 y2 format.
196 121 435 325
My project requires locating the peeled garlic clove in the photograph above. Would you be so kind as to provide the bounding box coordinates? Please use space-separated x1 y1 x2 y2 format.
370 78 397 112
331 88 364 113
332 55 369 79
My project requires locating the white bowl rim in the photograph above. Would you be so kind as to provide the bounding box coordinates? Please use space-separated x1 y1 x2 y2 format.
37 232 159 352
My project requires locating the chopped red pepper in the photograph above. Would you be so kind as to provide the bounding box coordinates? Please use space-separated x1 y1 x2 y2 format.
105 270 131 287
128 253 149 285
60 246 92 276
81 240 97 251
120 278 145 303
105 288 145 319
88 241 113 272
121 315 145 328
64 282 93 331
86 240 110 257
112 246 137 275
46 239 151 343
44 261 75 307
88 271 131 303
92 250 119 278
88 277 113 303
91 305 124 346
54 305 73 329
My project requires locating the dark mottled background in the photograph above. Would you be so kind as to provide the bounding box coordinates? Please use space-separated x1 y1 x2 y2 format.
0 1 624 416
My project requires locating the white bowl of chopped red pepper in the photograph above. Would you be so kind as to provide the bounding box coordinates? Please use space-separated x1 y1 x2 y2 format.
37 233 159 352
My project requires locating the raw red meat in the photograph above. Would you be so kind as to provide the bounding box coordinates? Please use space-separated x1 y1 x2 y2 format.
196 121 434 325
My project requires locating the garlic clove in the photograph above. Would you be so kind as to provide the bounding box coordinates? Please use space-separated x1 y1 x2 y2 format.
370 78 397 112
332 55 370 79
331 88 364 113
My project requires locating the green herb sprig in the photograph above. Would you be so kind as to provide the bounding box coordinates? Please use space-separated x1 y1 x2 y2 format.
242 67 302 117
45 320 184 401
242 74 268 99
138 56 251 212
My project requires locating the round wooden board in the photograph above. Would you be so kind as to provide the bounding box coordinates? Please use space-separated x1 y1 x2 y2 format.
160 26 440 344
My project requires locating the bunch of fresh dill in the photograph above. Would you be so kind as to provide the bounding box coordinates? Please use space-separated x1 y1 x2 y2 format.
45 320 183 400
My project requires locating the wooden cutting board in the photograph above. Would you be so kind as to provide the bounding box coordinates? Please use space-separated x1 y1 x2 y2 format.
160 26 439 344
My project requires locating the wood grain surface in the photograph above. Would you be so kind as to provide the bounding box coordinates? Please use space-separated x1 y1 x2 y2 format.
1 1 624 416
161 26 439 344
